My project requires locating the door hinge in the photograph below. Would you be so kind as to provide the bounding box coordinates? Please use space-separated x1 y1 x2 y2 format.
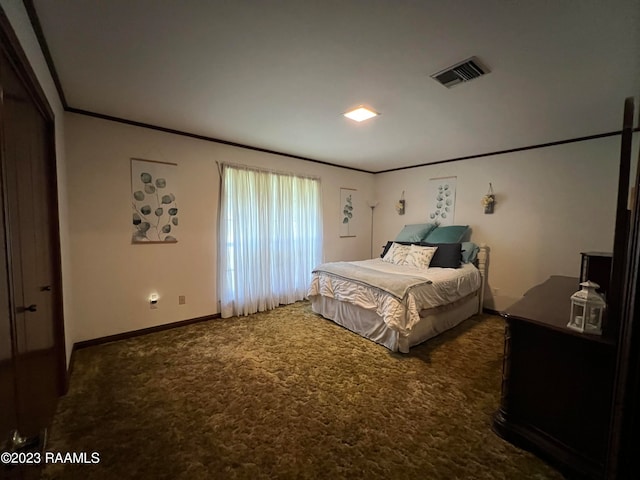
4 429 45 452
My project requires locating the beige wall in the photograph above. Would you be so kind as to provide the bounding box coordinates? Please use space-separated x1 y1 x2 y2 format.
68 109 632 339
60 113 640 339
65 113 375 341
374 136 627 310
1 0 74 364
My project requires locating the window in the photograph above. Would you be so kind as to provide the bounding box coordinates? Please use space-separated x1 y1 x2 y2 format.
219 163 322 318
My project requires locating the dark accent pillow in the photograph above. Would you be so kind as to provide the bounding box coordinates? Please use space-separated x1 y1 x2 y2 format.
380 241 462 268
381 241 395 258
422 242 462 268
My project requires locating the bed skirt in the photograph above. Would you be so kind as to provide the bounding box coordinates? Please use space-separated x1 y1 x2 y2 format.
310 290 480 353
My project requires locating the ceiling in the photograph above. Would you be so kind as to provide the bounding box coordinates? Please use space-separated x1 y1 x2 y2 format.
31 0 640 173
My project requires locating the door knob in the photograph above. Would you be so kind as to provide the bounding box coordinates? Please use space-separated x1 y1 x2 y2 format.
41 285 52 291
25 304 37 312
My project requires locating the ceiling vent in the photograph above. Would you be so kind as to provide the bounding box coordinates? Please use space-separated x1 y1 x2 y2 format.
430 57 488 88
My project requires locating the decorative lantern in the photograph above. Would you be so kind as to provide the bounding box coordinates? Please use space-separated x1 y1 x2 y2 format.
567 280 605 335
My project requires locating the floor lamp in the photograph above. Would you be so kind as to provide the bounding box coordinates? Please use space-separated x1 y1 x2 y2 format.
367 200 379 258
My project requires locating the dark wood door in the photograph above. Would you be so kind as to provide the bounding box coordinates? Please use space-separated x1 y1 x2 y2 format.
606 97 640 479
0 32 64 448
0 147 18 452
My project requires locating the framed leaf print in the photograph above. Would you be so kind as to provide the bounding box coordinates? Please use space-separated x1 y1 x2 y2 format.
427 177 456 226
340 187 357 237
131 158 179 243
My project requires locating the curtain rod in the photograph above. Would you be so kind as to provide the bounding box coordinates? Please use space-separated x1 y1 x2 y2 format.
217 161 321 181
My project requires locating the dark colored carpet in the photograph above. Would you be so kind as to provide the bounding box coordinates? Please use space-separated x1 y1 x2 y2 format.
42 301 562 479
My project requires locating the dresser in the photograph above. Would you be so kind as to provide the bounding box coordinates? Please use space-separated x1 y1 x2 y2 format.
493 276 617 479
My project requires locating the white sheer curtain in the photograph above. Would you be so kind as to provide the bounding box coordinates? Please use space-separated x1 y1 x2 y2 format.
219 163 323 318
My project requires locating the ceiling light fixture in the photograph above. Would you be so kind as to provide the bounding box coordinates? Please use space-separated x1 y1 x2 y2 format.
343 106 379 122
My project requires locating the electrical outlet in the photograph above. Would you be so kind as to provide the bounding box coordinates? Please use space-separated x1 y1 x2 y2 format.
150 293 158 309
178 295 186 305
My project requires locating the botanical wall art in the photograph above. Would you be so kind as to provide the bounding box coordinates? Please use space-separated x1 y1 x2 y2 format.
340 187 357 237
427 176 457 226
131 158 179 243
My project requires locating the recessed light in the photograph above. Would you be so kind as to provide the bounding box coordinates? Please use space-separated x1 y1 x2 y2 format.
343 106 379 122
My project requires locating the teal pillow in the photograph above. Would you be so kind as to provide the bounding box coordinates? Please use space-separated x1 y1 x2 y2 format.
425 225 469 243
461 242 479 264
395 223 437 242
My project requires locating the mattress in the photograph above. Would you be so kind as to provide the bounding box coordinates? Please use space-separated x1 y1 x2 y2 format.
308 259 481 337
310 292 480 352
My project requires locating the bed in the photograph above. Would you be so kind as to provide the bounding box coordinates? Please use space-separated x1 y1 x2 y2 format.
308 224 488 353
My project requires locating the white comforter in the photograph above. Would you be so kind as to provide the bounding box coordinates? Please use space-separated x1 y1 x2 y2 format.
308 259 481 336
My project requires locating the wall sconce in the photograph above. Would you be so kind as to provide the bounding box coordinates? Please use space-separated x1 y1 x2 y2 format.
396 191 405 215
481 183 495 214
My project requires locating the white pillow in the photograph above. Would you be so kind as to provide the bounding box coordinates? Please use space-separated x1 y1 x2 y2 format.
382 242 411 265
404 245 438 270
